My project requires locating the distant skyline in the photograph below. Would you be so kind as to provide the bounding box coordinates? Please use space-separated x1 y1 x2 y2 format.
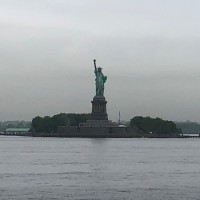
1 0 200 122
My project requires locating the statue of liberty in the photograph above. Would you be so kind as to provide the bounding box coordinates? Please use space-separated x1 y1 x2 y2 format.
93 59 107 98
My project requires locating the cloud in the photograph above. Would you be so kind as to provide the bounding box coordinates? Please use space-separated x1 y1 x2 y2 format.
0 0 200 121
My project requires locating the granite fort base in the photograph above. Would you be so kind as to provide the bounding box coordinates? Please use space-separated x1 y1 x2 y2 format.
34 126 140 138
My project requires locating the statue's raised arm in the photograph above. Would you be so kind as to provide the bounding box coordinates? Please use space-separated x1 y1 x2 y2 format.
93 59 97 73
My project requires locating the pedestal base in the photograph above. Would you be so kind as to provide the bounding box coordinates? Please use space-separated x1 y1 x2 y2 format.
79 120 117 127
91 97 108 120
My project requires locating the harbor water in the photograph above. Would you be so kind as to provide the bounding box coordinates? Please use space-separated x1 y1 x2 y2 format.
0 136 200 200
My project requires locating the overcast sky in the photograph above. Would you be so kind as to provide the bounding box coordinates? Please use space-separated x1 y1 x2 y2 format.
0 0 200 122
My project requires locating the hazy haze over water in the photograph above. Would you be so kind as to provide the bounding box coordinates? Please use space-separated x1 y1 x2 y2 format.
0 0 200 121
0 136 200 200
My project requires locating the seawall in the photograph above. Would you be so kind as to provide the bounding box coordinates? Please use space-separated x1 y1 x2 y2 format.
32 126 144 138
31 126 185 138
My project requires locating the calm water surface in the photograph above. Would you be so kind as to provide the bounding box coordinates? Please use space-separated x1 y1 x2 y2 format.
0 136 200 200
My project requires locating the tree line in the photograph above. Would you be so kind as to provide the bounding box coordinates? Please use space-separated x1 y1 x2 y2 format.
32 113 181 136
130 116 181 136
32 113 90 133
175 121 200 134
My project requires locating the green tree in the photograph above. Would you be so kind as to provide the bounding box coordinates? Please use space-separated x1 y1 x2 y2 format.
32 113 91 133
130 116 181 136
32 116 44 132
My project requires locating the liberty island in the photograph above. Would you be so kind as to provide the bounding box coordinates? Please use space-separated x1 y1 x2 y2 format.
31 60 181 138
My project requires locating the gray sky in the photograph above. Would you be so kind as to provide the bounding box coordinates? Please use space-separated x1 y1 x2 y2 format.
1 0 200 122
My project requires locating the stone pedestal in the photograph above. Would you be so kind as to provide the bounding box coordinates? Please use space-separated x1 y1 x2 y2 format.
91 97 108 120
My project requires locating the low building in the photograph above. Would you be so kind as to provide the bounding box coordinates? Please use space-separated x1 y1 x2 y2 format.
5 128 30 135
